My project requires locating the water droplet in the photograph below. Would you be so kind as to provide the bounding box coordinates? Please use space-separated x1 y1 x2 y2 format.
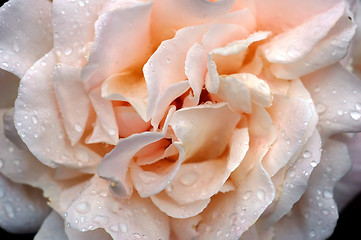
54 32 60 39
322 209 329 215
99 191 108 197
316 103 327 114
8 146 14 153
0 159 4 169
132 233 141 239
337 109 344 116
350 111 360 120
243 191 252 200
303 150 312 158
31 115 38 124
257 190 265 201
309 230 316 238
75 201 90 214
64 47 73 56
285 138 291 145
12 42 19 52
323 190 333 199
180 171 199 186
310 161 317 168
4 203 15 218
166 184 173 192
120 223 127 233
108 129 116 136
288 169 295 178
78 0 85 7
75 123 82 132
355 103 361 111
2 62 9 67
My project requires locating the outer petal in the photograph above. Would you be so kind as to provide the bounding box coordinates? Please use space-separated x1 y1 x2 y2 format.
302 63 361 138
14 51 101 170
273 139 351 240
0 0 53 78
52 0 107 67
81 1 152 91
65 228 112 240
34 211 68 240
65 176 170 240
0 69 19 108
0 173 50 233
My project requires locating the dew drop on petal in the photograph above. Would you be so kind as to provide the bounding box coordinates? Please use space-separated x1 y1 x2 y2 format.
4 203 15 218
303 150 312 159
323 190 333 199
350 111 360 120
180 171 199 186
243 191 252 200
309 230 316 238
64 47 73 56
257 190 265 201
310 161 317 168
75 201 90 214
316 103 327 114
0 159 4 169
75 123 82 132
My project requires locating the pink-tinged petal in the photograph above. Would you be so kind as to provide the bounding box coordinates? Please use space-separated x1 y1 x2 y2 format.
53 64 90 146
231 105 276 183
302 63 361 138
196 163 274 239
262 94 313 177
34 211 68 240
254 0 341 34
114 106 150 138
81 1 152 91
0 0 53 78
0 69 19 108
0 173 50 233
14 51 101 171
98 131 164 198
151 0 235 44
65 228 112 240
170 215 202 240
260 130 322 227
151 190 210 219
170 103 240 160
52 0 107 67
263 1 347 64
267 5 356 79
166 127 249 204
185 43 208 104
88 87 118 145
333 133 361 210
101 73 148 121
65 176 170 239
273 139 351 240
217 76 251 113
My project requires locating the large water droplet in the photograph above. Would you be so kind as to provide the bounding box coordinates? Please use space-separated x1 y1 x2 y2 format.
303 150 312 158
323 190 333 199
243 191 252 200
257 190 265 201
180 171 199 186
350 111 360 120
316 103 327 114
64 47 73 56
310 161 317 168
75 201 90 214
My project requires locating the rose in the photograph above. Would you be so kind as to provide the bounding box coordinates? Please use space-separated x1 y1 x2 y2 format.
1 0 361 239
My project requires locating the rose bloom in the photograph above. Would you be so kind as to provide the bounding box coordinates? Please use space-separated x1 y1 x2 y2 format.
1 0 361 239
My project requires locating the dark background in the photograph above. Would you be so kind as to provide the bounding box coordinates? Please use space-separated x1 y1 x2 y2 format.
1 192 361 239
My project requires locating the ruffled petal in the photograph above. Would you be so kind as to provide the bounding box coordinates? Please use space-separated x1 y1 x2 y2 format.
302 63 361 138
0 173 50 233
14 51 101 171
34 211 68 240
53 64 90 146
169 103 240 160
65 228 112 240
0 69 19 108
114 106 150 138
65 175 170 240
52 0 107 67
81 1 152 91
0 0 53 78
170 215 202 240
273 139 351 240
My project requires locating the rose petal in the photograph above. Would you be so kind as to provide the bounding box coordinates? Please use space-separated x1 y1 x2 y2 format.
169 103 240 160
65 228 112 240
0 173 50 233
87 87 118 145
150 190 210 219
53 64 90 146
14 51 101 171
114 106 150 138
81 1 152 91
34 211 68 240
0 0 53 78
101 73 149 121
65 175 170 239
273 139 351 240
170 215 202 240
0 69 19 108
52 0 107 67
166 128 249 204
302 63 361 138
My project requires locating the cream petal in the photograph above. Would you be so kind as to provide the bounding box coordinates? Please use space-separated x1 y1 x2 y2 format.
52 0 107 67
185 43 208 104
98 131 164 198
14 51 101 171
197 163 274 239
170 215 202 240
114 106 150 138
0 0 53 78
53 64 90 146
0 173 50 233
81 1 152 91
302 63 361 138
150 190 210 219
169 103 240 160
34 211 68 240
0 69 19 108
268 5 356 79
262 94 313 177
273 139 351 240
65 228 112 240
101 73 149 121
263 1 347 64
260 130 322 228
88 87 118 145
65 176 170 239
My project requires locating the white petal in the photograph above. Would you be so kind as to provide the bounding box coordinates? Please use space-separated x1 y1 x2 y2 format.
34 211 68 240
